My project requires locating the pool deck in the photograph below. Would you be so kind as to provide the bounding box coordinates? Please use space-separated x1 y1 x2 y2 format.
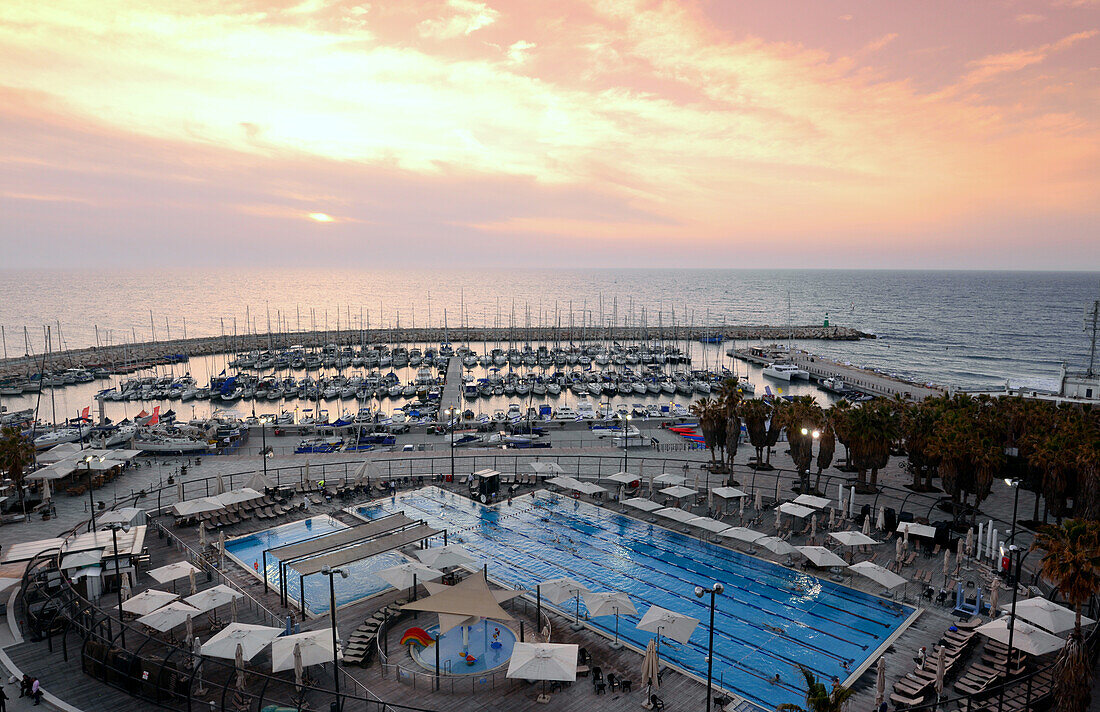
0 445 1047 712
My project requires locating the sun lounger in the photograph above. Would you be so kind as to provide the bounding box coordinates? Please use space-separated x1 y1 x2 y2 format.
890 691 927 708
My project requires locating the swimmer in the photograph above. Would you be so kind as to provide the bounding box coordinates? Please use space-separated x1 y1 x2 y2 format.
770 673 781 685
766 624 784 635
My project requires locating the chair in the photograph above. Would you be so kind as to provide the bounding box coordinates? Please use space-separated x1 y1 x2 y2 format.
607 673 619 691
594 680 606 695
620 679 632 692
650 694 665 710
592 666 603 683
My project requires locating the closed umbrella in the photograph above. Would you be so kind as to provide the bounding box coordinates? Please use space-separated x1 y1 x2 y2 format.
218 531 226 565
987 580 999 618
193 635 207 695
185 613 193 644
198 522 206 550
875 657 886 707
235 642 246 693
810 514 817 542
189 568 197 596
176 481 184 502
231 595 238 623
754 492 763 511
774 506 781 531
216 474 226 495
956 538 964 572
739 496 746 521
641 638 660 695
895 537 903 569
943 551 952 583
966 528 975 558
902 528 909 546
293 642 303 691
934 645 945 696
828 507 836 530
862 515 871 536
120 577 132 603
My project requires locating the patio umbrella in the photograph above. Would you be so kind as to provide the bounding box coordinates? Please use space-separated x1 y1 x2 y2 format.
828 507 836 530
829 531 879 547
810 514 817 541
876 506 885 531
506 642 579 682
659 485 696 499
231 596 238 623
137 601 203 632
754 492 763 511
216 474 226 495
943 551 952 582
717 527 765 544
934 646 945 696
653 473 686 487
584 591 637 648
189 568 197 596
849 561 908 590
176 481 184 502
376 562 443 590
185 584 244 614
862 515 871 536
185 613 193 644
685 517 732 534
1003 597 1096 635
622 497 662 513
271 629 337 672
757 536 797 557
976 616 1065 656
712 486 748 500
641 639 660 695
636 605 699 645
539 577 589 628
148 561 201 584
293 642 303 691
606 472 639 485
198 522 206 550
875 657 886 707
796 546 848 568
122 589 180 615
988 579 999 617
235 643 246 693
193 636 207 695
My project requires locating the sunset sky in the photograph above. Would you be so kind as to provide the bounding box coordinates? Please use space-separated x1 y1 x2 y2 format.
1 0 1098 269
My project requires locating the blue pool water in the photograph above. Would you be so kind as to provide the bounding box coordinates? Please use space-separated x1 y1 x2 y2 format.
410 622 518 675
358 487 915 710
225 515 408 616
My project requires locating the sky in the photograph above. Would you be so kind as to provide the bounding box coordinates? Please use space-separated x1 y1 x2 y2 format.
1 0 1098 269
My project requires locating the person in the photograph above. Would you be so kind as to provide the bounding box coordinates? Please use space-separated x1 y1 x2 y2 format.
915 646 927 668
30 677 41 705
18 676 29 698
0 685 7 712
771 673 781 685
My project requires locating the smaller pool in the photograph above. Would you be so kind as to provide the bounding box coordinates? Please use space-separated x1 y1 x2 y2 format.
410 621 517 675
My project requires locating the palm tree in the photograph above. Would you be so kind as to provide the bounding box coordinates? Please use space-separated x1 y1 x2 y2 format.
740 399 769 469
814 422 836 493
779 396 824 494
1031 519 1100 712
0 426 35 516
690 398 724 468
764 400 783 467
776 665 855 712
847 401 898 493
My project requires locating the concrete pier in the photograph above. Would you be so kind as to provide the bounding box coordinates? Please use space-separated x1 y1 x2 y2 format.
0 323 872 379
438 356 464 419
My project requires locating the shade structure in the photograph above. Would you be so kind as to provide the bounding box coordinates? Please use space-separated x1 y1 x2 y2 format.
244 472 275 491
896 522 937 538
202 623 283 661
121 589 180 615
97 508 145 527
716 527 765 544
641 639 660 691
849 561 908 589
215 487 264 506
606 472 640 485
415 544 477 569
583 591 637 618
685 517 731 534
793 494 832 509
652 473 686 486
778 502 817 519
636 605 699 644
1001 598 1096 635
171 498 223 517
538 577 590 605
375 562 443 590
829 531 880 547
530 462 565 475
755 536 797 556
711 486 748 500
976 616 1066 656
572 481 607 496
658 485 697 499
401 573 515 634
271 629 337 672
184 584 245 614
148 561 201 584
506 642 579 682
621 497 662 512
796 546 848 568
137 601 203 632
60 550 104 570
653 507 697 523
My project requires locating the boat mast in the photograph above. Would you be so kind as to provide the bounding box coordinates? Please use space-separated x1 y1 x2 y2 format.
1087 298 1099 378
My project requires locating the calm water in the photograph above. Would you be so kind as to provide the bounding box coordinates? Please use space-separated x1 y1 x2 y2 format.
1 268 1095 393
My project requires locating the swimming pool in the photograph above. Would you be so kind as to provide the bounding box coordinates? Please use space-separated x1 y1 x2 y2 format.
409 622 518 675
356 487 915 710
225 515 408 616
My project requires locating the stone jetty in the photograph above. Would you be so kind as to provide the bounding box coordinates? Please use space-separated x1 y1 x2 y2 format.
0 324 872 379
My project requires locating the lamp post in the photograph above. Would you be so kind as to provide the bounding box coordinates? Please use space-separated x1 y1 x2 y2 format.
694 582 724 712
1004 478 1021 549
445 408 455 481
798 427 820 493
620 413 632 472
84 454 97 532
260 416 272 481
107 522 130 647
321 565 348 711
996 545 1022 712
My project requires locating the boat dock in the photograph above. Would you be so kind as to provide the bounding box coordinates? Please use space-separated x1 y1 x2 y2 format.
439 356 463 418
0 324 872 379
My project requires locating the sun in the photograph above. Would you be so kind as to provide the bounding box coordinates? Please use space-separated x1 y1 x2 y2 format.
307 212 335 223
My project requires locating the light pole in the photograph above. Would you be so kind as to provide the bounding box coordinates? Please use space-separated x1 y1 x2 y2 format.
107 522 130 647
260 416 273 481
445 408 455 481
620 413 632 472
694 582 724 712
83 454 97 532
1004 478 1021 547
321 565 348 711
996 545 1022 712
798 427 820 493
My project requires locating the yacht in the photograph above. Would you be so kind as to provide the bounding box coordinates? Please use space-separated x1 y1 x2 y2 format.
762 363 810 381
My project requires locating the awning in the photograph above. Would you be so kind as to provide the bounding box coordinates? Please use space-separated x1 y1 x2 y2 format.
653 507 697 523
1 538 67 564
402 574 515 634
621 498 662 512
61 550 104 570
272 514 416 562
793 494 832 509
778 503 817 519
97 508 146 527
291 524 440 577
472 469 501 479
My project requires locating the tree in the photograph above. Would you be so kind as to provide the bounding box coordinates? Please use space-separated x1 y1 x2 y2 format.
829 400 853 469
847 400 899 493
1024 405 1081 523
928 394 1004 527
764 400 783 467
815 423 836 493
740 399 770 468
776 665 855 712
1031 519 1100 712
690 398 725 468
779 396 824 494
901 396 944 492
0 426 35 516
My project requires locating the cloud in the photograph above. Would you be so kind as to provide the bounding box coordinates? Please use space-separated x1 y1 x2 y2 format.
861 33 899 53
838 14 853 21
418 0 499 39
955 30 1097 87
1015 13 1046 24
506 39 536 63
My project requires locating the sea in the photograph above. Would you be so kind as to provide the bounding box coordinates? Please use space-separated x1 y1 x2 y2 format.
0 268 1096 421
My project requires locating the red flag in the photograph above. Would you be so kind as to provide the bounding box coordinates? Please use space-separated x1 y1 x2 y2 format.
137 409 148 418
148 406 160 427
81 406 90 420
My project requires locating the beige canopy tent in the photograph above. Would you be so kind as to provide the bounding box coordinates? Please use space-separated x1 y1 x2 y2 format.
793 494 832 509
507 642 579 682
402 574 520 635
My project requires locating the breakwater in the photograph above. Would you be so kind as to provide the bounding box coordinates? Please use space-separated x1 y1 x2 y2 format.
0 324 871 379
